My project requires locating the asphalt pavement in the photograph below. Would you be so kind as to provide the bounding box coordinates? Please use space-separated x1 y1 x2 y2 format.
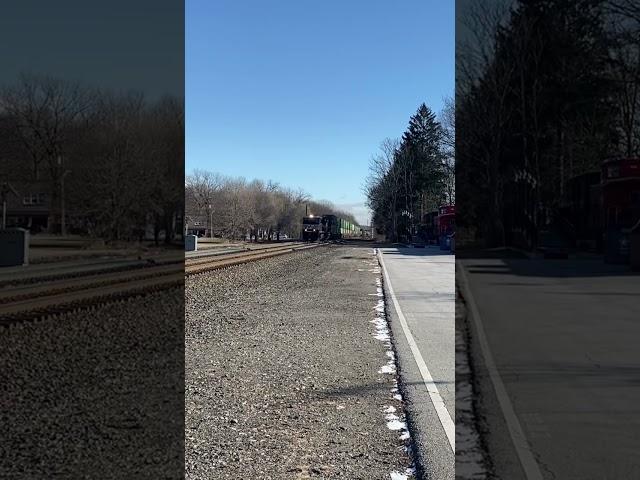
457 255 640 479
378 245 455 480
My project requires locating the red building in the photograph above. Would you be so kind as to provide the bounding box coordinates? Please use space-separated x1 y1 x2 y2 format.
601 157 640 263
437 205 455 250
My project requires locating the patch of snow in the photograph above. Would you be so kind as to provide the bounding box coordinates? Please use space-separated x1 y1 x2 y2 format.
379 364 395 374
390 471 408 480
386 419 407 431
370 252 416 480
374 332 391 342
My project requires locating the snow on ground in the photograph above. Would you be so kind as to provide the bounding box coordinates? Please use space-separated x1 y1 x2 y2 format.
456 289 492 479
370 248 417 480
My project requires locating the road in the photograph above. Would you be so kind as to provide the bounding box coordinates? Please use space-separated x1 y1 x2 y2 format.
378 246 455 480
458 254 640 479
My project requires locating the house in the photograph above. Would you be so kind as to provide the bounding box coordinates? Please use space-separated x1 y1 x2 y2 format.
2 180 51 233
185 214 209 237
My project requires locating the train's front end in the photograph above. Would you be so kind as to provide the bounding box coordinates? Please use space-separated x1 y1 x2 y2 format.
302 215 322 241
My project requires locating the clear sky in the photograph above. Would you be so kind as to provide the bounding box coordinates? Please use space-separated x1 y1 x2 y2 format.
0 0 183 99
186 0 454 224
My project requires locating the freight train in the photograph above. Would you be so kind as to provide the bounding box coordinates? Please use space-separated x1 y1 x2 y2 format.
301 214 359 241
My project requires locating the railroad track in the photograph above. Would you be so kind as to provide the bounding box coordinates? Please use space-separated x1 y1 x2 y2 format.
0 242 321 323
185 242 317 275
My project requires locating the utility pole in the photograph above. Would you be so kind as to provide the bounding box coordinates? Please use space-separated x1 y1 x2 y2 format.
61 170 70 236
58 156 71 236
1 176 19 230
209 204 213 238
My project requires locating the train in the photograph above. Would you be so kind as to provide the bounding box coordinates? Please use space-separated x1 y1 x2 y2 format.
301 214 360 241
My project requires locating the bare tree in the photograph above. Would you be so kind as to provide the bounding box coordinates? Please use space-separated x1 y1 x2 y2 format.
365 138 402 240
439 97 456 205
607 7 640 156
0 73 94 232
186 170 225 237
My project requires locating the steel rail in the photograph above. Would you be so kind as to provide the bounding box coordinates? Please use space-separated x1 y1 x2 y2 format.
1 241 321 323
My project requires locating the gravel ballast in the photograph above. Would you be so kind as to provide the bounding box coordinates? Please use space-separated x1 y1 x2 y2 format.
186 244 413 479
0 288 185 479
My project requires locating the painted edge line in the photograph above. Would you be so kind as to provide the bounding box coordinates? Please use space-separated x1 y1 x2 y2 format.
456 260 544 480
377 249 456 452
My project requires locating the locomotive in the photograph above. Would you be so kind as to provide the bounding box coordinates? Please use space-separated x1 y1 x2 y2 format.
301 214 359 241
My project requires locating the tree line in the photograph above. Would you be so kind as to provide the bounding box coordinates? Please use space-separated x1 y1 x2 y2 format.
365 100 455 242
0 73 184 244
457 0 640 249
185 170 358 241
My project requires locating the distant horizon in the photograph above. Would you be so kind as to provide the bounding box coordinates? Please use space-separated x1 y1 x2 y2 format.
185 167 370 224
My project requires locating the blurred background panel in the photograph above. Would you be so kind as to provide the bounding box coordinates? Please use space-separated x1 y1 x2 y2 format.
0 1 184 478
456 0 640 478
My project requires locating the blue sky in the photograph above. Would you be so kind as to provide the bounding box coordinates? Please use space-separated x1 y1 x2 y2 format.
186 0 454 224
1 0 183 99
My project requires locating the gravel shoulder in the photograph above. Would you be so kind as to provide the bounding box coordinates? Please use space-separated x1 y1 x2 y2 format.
0 289 185 479
186 244 413 479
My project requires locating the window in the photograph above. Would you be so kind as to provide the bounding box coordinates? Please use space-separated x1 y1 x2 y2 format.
22 193 46 206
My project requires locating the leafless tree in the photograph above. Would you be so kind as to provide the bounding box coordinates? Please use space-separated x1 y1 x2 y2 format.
186 169 225 237
365 138 402 240
439 97 456 205
0 73 94 232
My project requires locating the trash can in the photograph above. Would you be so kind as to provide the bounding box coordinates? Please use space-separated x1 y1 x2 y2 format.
440 234 451 251
604 227 630 264
630 221 640 271
0 228 29 266
185 234 198 252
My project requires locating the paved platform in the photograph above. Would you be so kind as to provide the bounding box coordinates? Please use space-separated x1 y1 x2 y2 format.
379 246 455 480
458 255 640 479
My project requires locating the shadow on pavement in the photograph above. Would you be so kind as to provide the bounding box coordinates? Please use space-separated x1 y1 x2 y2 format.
459 249 640 278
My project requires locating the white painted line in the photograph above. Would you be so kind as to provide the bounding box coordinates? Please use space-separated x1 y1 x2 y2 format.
456 261 543 480
377 249 455 452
